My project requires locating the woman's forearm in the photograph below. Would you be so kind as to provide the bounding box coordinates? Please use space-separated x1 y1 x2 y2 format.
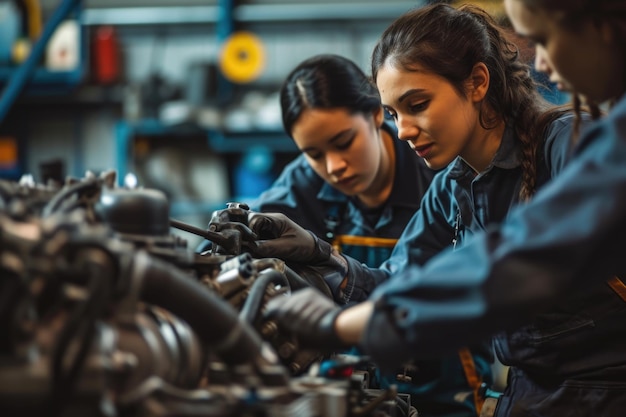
335 301 375 345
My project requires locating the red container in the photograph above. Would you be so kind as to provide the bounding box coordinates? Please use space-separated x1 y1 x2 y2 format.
92 25 120 84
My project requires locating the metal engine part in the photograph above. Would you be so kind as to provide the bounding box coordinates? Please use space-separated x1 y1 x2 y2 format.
0 172 416 417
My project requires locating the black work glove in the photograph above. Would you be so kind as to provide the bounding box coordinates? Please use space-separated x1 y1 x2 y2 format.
248 211 332 263
264 287 348 352
248 212 348 296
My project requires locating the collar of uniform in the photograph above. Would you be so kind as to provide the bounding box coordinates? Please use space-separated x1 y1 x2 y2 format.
447 124 521 179
316 122 421 210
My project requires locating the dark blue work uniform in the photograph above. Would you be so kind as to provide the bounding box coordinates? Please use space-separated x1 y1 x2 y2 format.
337 113 579 417
359 100 626 417
252 123 491 417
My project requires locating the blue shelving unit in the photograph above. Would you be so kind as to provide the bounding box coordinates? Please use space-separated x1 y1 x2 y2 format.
0 66 84 93
115 118 296 183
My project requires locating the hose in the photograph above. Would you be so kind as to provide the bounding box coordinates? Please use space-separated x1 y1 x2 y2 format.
42 177 100 217
49 249 113 417
138 253 271 366
239 269 289 324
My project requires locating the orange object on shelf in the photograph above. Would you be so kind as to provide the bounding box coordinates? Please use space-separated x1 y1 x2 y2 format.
0 137 18 168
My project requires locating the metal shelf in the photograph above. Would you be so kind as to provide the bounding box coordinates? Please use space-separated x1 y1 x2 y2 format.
116 118 296 186
234 2 423 22
0 67 84 88
83 6 220 26
206 129 297 153
82 1 425 26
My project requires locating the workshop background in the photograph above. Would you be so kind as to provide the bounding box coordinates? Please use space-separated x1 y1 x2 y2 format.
0 0 563 249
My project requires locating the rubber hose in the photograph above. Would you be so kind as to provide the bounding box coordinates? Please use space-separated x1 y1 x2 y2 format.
239 269 289 324
139 255 267 365
42 177 99 217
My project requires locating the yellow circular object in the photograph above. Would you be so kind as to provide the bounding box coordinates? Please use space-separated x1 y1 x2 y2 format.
219 31 266 84
12 38 32 64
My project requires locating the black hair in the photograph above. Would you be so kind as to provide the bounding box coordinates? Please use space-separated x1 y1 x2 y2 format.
371 3 569 201
280 54 381 137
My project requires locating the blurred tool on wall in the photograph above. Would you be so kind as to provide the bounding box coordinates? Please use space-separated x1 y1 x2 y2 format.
144 33 181 121
187 61 219 108
186 60 222 129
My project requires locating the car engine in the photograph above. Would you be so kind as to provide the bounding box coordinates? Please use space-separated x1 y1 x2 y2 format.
0 170 416 417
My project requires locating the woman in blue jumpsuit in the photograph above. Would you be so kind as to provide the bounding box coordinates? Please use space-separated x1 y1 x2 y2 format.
251 115 432 268
250 54 489 417
253 2 626 416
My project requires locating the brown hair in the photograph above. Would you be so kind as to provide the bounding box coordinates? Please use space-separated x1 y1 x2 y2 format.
371 3 570 201
519 0 626 119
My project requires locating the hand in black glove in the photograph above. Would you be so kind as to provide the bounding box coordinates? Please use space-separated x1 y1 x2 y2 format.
248 211 327 263
264 288 347 352
208 206 257 241
247 212 349 299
